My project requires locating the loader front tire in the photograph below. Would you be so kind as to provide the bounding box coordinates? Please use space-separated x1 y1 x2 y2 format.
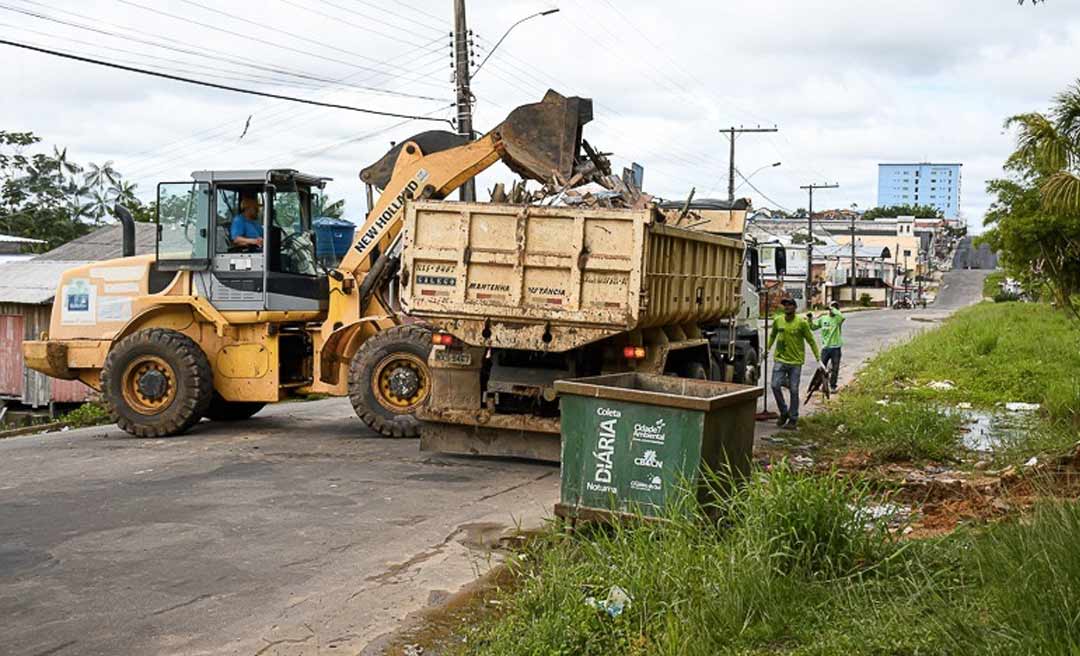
205 393 265 422
101 328 213 438
348 324 432 438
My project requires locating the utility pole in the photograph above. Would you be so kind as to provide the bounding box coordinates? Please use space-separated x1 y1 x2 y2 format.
850 214 857 304
799 182 839 308
722 126 778 202
453 0 475 201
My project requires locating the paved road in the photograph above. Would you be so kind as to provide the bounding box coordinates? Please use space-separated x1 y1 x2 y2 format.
0 404 557 655
1 270 990 656
953 236 998 270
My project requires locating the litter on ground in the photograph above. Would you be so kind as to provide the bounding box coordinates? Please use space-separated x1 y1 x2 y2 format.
586 586 631 618
1005 402 1041 412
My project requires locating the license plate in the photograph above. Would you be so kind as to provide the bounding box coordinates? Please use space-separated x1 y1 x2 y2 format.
434 349 471 366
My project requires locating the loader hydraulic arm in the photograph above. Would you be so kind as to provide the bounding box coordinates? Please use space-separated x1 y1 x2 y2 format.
337 132 504 277
337 90 593 282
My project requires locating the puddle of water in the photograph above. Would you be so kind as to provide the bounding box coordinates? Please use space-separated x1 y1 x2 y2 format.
940 405 1039 453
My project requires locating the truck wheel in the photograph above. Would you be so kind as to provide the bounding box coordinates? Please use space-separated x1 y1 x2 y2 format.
101 328 213 438
679 360 709 380
205 393 265 421
738 348 760 385
728 346 759 385
348 324 433 437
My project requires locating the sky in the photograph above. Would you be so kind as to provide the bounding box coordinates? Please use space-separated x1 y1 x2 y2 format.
2 0 1079 233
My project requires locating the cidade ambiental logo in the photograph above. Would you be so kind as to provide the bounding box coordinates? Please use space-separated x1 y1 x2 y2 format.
631 418 667 446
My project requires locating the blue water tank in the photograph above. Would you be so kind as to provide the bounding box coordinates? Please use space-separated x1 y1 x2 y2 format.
313 217 356 265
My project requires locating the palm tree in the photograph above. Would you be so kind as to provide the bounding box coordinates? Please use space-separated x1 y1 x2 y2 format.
108 180 139 207
84 160 118 191
314 192 345 219
1005 81 1080 213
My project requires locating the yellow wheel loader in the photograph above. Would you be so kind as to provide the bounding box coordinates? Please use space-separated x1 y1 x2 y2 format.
23 91 594 438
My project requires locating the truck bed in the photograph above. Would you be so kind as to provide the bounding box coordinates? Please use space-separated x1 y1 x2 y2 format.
399 200 744 351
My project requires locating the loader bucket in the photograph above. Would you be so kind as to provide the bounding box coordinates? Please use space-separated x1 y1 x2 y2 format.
495 90 593 183
360 130 469 190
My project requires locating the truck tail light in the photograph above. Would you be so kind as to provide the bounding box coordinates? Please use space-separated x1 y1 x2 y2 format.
623 346 646 360
432 333 456 346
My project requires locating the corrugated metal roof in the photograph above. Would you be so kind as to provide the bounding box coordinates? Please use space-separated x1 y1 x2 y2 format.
0 254 36 264
0 233 46 244
0 260 91 304
817 244 892 259
35 223 157 261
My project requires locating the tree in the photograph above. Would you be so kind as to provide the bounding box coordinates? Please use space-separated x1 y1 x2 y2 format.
1005 82 1080 213
980 80 1080 320
314 191 345 219
862 203 943 220
0 131 145 249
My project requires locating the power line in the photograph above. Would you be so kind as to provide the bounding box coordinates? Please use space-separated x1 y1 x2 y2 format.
2 0 449 101
0 22 347 91
582 2 830 187
115 0 445 88
393 0 448 26
0 31 316 90
256 103 453 166
117 41 453 177
342 0 447 36
737 169 792 213
0 38 455 124
473 35 724 173
178 0 434 62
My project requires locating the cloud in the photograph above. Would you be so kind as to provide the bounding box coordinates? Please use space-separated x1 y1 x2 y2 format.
0 0 1078 231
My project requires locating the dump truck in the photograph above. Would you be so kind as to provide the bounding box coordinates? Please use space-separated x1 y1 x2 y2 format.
23 89 764 459
399 199 758 461
22 91 597 438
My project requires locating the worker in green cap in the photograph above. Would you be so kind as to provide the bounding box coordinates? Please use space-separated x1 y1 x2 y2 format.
767 297 822 429
808 300 846 394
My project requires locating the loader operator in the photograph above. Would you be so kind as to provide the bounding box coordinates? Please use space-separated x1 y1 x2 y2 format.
767 297 822 430
230 194 264 251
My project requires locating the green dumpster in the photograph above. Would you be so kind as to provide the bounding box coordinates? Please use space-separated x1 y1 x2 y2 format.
554 373 762 520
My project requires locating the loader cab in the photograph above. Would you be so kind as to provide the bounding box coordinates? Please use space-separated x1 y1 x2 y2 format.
155 169 331 312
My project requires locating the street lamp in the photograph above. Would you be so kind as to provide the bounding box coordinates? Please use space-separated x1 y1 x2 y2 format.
734 161 781 192
473 8 560 78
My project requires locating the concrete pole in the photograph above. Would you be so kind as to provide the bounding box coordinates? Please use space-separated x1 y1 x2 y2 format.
454 0 476 201
850 214 857 304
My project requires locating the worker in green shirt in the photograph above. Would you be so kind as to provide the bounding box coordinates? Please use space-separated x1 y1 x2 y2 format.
767 297 822 429
808 301 846 394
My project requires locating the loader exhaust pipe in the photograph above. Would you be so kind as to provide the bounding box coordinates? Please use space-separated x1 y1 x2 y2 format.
114 203 136 258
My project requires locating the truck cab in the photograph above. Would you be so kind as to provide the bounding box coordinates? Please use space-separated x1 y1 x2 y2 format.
156 169 331 312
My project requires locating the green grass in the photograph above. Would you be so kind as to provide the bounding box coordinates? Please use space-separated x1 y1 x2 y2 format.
983 270 1005 298
802 301 1080 463
800 398 964 462
449 301 1080 654
59 401 110 428
458 468 1080 655
854 302 1079 412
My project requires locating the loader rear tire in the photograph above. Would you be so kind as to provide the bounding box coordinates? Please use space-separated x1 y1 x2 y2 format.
205 394 265 422
101 328 213 438
348 324 433 438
